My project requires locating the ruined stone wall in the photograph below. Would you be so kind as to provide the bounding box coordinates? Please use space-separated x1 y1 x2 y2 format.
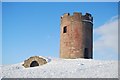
23 56 47 68
60 12 93 59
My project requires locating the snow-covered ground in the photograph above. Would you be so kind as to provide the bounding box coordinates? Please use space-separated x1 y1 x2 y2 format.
0 57 118 78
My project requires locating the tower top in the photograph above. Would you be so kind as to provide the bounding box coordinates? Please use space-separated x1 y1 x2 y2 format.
61 12 93 24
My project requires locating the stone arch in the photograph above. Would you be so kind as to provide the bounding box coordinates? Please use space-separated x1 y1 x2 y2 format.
22 56 47 68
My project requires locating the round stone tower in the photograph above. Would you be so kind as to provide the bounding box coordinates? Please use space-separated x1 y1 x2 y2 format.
60 12 93 59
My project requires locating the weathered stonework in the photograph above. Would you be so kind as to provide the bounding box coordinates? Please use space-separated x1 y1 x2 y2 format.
22 56 47 68
60 12 93 59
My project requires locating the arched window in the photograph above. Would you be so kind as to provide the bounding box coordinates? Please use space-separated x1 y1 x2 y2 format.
63 26 67 33
30 61 39 67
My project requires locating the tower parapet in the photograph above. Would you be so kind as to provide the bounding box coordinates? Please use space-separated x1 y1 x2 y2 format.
82 13 93 24
61 12 93 23
60 12 93 59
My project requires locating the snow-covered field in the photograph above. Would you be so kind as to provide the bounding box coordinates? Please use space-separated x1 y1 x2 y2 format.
0 57 118 78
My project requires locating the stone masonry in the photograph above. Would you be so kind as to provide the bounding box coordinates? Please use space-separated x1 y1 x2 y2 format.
60 12 93 59
23 56 47 68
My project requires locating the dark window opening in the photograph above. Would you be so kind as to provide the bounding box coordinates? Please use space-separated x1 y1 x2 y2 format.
84 48 89 59
68 13 70 16
30 61 39 67
63 26 67 33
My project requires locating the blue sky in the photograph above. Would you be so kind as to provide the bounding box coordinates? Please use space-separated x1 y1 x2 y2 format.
2 2 118 64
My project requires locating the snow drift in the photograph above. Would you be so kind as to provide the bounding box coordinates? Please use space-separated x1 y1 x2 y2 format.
0 57 118 78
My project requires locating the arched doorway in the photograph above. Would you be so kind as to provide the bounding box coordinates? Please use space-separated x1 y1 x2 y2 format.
30 61 39 67
84 48 89 59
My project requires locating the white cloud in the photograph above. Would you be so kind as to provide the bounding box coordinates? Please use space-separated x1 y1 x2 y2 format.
94 16 118 60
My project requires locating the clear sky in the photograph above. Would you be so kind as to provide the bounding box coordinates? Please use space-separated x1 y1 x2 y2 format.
2 2 118 64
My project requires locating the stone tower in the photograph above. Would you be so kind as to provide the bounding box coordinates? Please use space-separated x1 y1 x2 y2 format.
60 12 93 59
